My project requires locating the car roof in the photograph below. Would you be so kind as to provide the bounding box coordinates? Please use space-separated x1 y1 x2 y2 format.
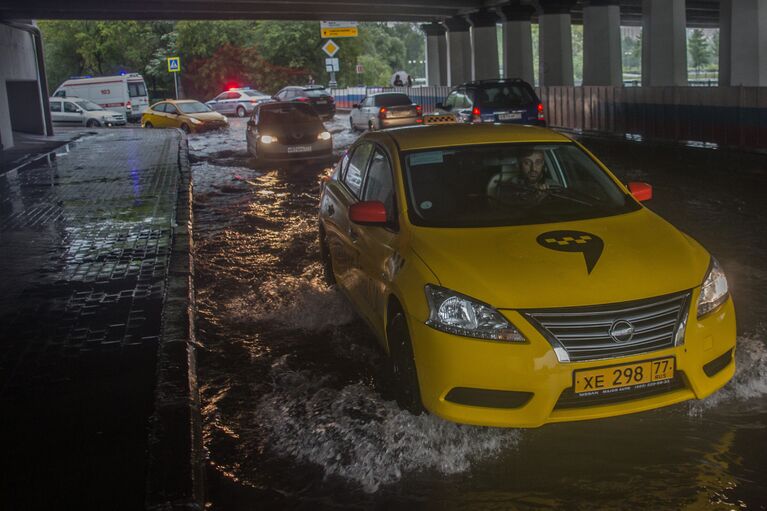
378 124 571 152
50 96 82 100
165 99 202 104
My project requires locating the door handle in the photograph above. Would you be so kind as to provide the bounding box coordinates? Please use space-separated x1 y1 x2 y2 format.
348 227 359 243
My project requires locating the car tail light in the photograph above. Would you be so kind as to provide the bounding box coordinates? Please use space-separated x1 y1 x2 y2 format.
126 100 132 111
296 97 309 102
415 104 422 116
471 106 481 123
328 96 335 103
379 107 388 119
537 102 545 121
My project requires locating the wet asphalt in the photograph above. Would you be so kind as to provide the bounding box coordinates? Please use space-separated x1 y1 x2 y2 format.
190 117 767 510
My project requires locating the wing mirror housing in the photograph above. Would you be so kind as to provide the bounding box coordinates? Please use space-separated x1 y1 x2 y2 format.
349 201 388 226
628 182 653 201
352 103 360 109
436 102 446 110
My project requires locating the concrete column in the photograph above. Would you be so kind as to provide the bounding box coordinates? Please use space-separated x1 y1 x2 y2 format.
499 2 536 84
421 23 448 86
719 0 767 86
641 0 687 86
583 0 623 86
467 10 500 81
443 16 472 86
538 0 577 86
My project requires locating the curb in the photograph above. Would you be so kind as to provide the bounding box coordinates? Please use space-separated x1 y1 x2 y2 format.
145 133 205 510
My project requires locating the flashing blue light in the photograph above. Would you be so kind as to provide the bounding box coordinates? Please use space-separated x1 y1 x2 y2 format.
120 71 126 76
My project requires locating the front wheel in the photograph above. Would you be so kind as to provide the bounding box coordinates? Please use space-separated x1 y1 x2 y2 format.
143 122 153 129
388 312 424 415
180 123 191 134
86 119 101 128
236 106 246 118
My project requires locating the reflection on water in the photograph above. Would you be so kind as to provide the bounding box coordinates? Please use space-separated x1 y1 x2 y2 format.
193 119 767 508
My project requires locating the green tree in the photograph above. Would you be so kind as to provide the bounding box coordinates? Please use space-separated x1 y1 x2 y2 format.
688 28 710 74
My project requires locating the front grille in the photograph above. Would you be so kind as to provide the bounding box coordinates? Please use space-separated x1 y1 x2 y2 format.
554 373 687 409
522 291 691 362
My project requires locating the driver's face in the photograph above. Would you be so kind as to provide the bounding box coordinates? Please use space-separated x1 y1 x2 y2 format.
520 151 545 183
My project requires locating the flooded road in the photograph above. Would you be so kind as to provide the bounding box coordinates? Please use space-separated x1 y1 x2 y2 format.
190 118 767 509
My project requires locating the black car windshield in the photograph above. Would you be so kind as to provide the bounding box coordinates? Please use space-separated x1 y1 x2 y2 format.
177 101 212 113
74 100 104 111
474 84 536 109
375 93 412 107
403 143 640 227
259 103 319 124
305 89 330 98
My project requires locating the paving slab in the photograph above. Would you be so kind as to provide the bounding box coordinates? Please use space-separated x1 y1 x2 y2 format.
0 129 199 510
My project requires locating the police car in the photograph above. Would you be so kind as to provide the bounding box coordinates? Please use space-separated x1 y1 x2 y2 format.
206 87 271 117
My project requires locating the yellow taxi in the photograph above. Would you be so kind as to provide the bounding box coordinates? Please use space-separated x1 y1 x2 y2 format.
141 99 228 133
318 123 735 428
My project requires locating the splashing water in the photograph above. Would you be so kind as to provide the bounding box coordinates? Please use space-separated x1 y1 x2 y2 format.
224 269 355 331
689 330 767 415
256 356 520 493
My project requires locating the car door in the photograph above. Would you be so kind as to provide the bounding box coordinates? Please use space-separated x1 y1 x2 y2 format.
150 102 168 127
209 93 227 112
354 146 400 334
321 142 373 298
164 103 181 128
363 96 377 127
49 100 63 124
61 100 85 125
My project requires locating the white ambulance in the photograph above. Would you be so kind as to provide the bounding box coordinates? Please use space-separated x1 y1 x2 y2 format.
52 73 150 122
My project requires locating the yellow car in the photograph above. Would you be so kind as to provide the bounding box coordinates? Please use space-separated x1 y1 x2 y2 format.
141 99 228 133
318 123 735 428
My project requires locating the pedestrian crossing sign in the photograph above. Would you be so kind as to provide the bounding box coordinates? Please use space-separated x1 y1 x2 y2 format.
167 57 181 73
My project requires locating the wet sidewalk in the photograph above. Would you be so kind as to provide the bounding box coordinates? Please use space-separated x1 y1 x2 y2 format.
0 129 199 510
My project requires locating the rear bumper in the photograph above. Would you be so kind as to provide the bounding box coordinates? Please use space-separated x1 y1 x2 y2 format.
381 116 421 129
257 140 333 161
408 295 736 428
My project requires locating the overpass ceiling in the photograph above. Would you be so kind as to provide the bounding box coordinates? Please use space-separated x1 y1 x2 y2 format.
1 1 721 27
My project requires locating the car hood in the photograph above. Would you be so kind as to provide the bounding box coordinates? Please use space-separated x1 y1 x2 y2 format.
187 112 226 121
408 209 710 309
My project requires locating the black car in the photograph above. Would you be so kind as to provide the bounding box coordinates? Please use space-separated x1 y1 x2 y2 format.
246 101 333 162
436 79 545 126
273 85 336 120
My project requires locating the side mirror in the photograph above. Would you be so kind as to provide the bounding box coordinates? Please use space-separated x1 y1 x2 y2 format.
436 102 445 109
247 119 256 127
272 95 279 101
349 201 388 226
628 182 653 201
352 103 360 109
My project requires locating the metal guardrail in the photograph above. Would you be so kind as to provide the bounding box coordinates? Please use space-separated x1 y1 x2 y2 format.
329 85 451 112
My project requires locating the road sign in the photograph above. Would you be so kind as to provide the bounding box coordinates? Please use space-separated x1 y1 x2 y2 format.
320 21 358 38
325 58 339 72
321 39 339 57
167 57 181 73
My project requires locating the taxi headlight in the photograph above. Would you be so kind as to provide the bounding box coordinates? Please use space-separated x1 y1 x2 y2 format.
425 285 526 342
696 257 729 319
189 118 203 125
260 135 278 144
317 131 331 141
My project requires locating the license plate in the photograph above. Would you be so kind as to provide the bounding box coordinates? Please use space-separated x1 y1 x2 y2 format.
287 145 312 153
573 356 675 395
498 112 522 120
315 100 327 104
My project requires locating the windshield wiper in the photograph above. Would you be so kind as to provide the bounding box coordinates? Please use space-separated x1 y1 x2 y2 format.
544 186 600 207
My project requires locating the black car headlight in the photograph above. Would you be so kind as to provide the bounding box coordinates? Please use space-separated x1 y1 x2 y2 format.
425 285 526 342
696 257 729 319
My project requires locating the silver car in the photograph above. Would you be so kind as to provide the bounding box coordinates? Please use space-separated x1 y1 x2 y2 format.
205 88 271 117
349 92 422 131
49 97 126 127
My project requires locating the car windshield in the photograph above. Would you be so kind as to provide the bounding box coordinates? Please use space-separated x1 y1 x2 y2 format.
375 94 412 107
75 100 104 111
243 90 268 97
474 84 536 109
403 143 640 227
177 101 212 113
259 104 318 124
305 89 330 98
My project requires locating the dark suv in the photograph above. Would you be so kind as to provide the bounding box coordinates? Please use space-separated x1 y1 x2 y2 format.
273 85 336 120
436 79 544 126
